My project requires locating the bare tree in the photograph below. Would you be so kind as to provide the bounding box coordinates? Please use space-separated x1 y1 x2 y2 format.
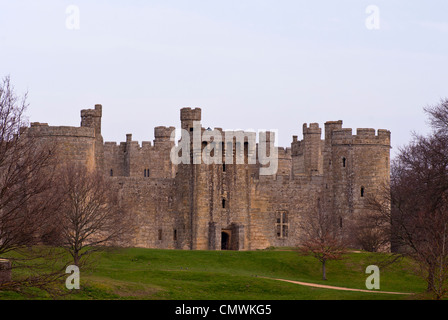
390 133 448 299
57 163 133 267
374 98 448 299
349 182 392 252
298 199 347 280
424 98 448 136
0 75 66 295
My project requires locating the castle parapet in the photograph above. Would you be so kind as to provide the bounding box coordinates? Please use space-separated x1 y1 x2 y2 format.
180 108 201 121
324 120 343 142
303 123 321 135
356 128 376 136
154 126 175 141
28 125 95 138
30 122 49 127
81 104 102 136
331 128 391 146
80 104 102 118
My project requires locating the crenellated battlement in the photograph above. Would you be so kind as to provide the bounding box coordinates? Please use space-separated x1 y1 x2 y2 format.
81 104 102 137
154 126 176 140
105 139 152 152
30 122 49 127
303 123 321 135
277 147 292 157
180 107 202 121
356 128 376 136
331 127 391 146
105 128 174 151
28 124 95 138
80 104 102 118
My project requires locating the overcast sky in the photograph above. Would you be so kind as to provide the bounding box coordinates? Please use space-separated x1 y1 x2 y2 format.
1 0 447 157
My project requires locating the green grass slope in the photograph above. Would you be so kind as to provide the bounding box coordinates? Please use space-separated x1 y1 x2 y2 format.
0 247 428 300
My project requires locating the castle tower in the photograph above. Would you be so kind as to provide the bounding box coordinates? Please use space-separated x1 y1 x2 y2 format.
153 126 176 178
320 121 344 221
81 104 102 136
80 104 104 171
327 126 391 246
302 123 323 176
174 108 202 250
180 107 202 132
176 108 253 251
219 130 256 251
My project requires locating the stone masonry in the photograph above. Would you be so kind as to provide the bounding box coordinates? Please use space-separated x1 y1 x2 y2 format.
28 105 391 251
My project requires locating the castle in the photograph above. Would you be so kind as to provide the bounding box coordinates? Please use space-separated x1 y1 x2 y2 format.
29 104 391 250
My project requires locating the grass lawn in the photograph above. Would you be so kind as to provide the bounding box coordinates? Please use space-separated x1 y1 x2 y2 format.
0 247 429 300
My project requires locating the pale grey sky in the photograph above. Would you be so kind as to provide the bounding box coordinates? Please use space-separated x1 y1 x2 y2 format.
1 0 447 157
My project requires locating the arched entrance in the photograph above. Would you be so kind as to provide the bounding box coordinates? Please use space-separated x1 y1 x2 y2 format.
221 231 231 250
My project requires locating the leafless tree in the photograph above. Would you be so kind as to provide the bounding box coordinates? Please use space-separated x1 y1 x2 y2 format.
0 75 66 295
391 135 448 298
375 98 448 299
424 98 448 136
298 198 347 280
349 182 392 252
56 163 133 267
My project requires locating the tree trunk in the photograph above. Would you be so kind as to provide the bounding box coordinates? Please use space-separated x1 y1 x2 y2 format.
427 264 435 293
322 259 327 281
73 250 80 267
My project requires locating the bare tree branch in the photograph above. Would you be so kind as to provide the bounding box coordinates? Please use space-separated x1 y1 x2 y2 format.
297 196 347 280
55 163 134 267
0 75 67 295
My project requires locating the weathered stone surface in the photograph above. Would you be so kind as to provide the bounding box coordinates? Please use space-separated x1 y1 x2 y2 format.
28 105 391 251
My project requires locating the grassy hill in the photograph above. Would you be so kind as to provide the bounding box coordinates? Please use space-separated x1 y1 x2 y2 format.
0 247 428 300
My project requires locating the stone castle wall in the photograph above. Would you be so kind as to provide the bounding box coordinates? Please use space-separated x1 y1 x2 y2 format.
29 104 391 251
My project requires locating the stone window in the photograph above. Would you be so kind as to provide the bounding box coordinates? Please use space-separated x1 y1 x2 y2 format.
222 199 226 208
144 168 150 177
173 229 177 241
276 211 288 239
361 186 365 197
158 229 162 241
342 157 346 168
222 142 226 171
110 169 113 177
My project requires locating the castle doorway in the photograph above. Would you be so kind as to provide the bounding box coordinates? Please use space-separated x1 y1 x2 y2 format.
221 230 231 250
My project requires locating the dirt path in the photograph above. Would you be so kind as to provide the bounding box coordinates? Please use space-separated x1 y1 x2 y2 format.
266 278 413 295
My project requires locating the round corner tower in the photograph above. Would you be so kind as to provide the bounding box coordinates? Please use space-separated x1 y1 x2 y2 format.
325 124 391 246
